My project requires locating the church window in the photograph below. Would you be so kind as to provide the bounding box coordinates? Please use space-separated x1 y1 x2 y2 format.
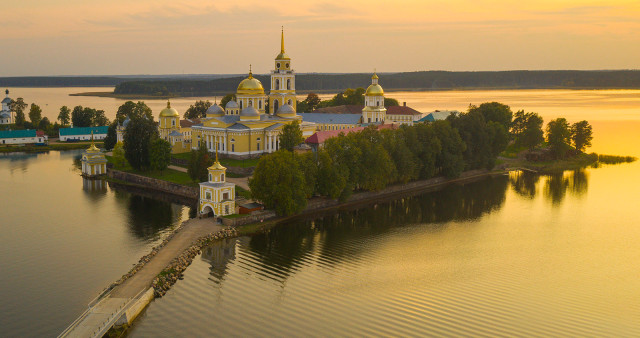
259 100 262 109
287 79 291 90
232 144 235 152
205 191 211 200
368 118 371 123
286 63 289 68
257 143 260 151
225 205 229 214
172 119 176 126
249 99 253 107
277 62 281 69
223 192 229 200
240 101 243 109
221 174 225 182
288 99 292 105
273 99 279 113
275 79 280 90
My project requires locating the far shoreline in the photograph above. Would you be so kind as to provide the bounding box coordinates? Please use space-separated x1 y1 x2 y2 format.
68 87 640 99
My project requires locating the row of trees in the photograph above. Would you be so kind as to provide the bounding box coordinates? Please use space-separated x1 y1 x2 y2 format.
250 102 512 216
509 109 593 156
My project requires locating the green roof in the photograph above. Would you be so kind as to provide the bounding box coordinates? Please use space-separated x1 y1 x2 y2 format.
59 126 108 136
0 129 36 139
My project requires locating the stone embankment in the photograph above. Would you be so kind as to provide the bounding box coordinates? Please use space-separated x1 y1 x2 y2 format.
107 169 198 199
152 228 237 297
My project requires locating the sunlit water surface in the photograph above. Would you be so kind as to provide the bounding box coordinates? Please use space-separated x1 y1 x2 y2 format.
0 88 638 336
0 150 192 337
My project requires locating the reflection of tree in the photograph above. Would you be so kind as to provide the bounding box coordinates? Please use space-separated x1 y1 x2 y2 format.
125 195 176 240
570 170 589 196
543 170 590 205
509 171 539 199
247 175 509 274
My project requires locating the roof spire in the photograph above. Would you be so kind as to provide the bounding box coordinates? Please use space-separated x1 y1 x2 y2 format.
248 64 253 79
281 26 285 54
215 140 219 163
167 99 171 108
5 89 8 96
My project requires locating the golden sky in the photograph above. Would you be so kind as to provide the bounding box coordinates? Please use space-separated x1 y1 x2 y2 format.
2 0 639 76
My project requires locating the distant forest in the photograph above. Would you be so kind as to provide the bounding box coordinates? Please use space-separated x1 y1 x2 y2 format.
2 70 640 95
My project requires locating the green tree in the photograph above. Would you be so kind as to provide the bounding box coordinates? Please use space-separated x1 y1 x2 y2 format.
28 103 42 127
315 149 347 199
384 98 399 106
431 120 465 178
103 120 118 150
10 98 27 127
279 120 304 151
305 93 321 111
220 94 236 109
92 109 109 126
112 142 127 169
512 111 544 149
297 152 318 198
71 106 92 127
249 150 308 216
570 120 593 152
546 118 572 157
149 138 172 172
57 106 71 126
123 116 159 170
469 102 513 131
187 143 212 182
38 117 51 131
116 101 153 123
184 100 212 119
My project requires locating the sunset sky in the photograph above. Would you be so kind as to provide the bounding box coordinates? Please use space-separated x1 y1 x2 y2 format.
2 0 639 76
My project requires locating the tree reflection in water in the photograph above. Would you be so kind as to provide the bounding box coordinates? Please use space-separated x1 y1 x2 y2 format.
509 171 539 199
246 175 509 274
544 170 589 205
125 195 179 240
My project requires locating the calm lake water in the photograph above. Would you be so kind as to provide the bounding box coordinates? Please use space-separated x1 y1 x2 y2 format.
0 88 638 336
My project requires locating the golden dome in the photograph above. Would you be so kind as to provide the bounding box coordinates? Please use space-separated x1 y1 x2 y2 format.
237 70 265 95
275 52 290 60
372 73 379 80
365 84 384 96
86 143 101 153
160 100 179 117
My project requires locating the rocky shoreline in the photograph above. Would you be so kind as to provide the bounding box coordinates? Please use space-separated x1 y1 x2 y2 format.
152 228 238 297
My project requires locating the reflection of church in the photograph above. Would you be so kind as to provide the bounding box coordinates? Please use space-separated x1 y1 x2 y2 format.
200 237 238 281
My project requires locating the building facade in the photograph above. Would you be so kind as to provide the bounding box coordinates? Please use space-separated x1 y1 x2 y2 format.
1 90 14 125
199 152 236 217
81 135 107 177
0 129 47 145
60 126 108 142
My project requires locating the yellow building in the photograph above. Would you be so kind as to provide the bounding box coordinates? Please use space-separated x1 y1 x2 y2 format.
81 133 107 177
190 30 316 159
156 100 200 153
199 151 236 217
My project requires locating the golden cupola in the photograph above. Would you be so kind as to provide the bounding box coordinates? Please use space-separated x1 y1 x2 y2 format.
275 27 290 60
159 100 180 117
365 72 384 97
237 67 265 95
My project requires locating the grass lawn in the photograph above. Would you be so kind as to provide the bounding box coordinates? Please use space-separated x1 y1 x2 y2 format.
236 186 252 199
106 155 197 187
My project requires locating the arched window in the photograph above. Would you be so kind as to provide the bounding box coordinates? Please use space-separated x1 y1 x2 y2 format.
288 99 292 105
273 100 279 113
209 174 212 181
275 79 280 90
249 99 253 107
287 79 291 90
259 100 262 109
239 101 243 109
221 174 224 181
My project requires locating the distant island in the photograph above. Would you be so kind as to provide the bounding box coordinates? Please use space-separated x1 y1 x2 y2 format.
2 70 640 98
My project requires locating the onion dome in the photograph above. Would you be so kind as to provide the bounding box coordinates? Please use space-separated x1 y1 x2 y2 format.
225 100 239 109
208 161 226 171
366 72 384 96
159 100 179 117
237 68 265 95
239 106 260 121
276 104 296 118
206 103 224 117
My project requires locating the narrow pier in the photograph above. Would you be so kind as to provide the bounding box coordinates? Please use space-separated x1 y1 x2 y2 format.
59 218 223 337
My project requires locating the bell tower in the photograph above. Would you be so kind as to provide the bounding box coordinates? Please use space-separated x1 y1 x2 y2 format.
269 27 297 114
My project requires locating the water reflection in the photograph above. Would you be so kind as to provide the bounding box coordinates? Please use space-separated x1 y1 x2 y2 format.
82 178 107 199
201 238 238 283
125 195 181 240
509 171 539 198
543 170 589 205
248 176 510 274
